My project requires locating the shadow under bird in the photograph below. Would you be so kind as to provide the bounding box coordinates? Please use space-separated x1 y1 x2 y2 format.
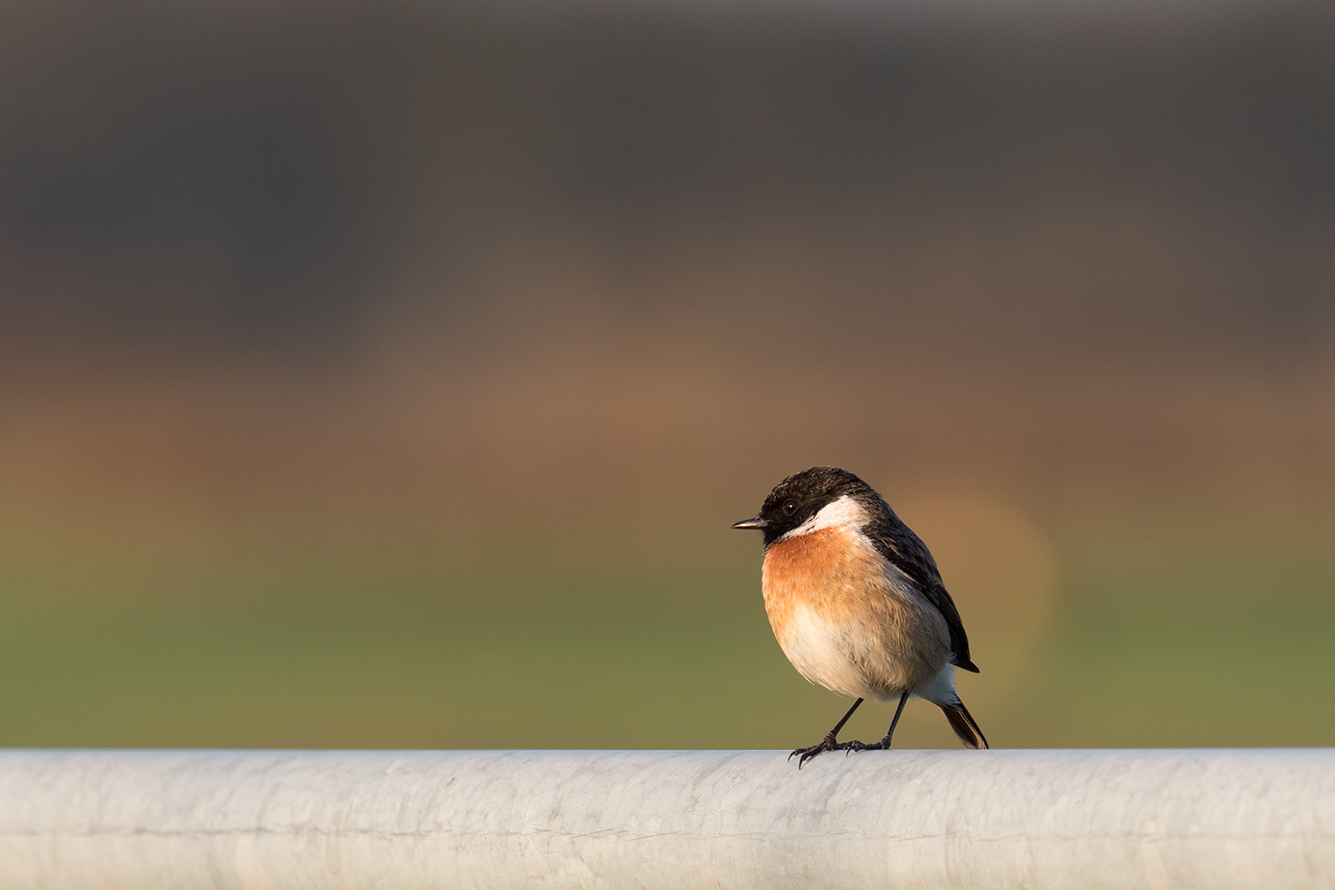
733 466 988 766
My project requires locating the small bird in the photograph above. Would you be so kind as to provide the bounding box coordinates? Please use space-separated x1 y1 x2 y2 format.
733 466 988 766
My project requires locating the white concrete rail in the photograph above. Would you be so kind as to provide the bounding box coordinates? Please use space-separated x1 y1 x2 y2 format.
1 748 1333 890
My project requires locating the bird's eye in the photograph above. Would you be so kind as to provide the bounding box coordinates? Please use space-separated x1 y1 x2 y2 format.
782 498 799 515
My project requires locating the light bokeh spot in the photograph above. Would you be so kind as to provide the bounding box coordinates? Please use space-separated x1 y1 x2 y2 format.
892 494 1060 697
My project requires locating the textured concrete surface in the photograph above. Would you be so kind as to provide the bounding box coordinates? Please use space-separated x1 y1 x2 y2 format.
0 748 1332 889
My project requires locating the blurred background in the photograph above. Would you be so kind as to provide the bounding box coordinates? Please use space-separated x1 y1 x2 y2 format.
1 0 1333 750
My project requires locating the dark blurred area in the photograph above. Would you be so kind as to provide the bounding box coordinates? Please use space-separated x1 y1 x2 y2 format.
0 0 1332 750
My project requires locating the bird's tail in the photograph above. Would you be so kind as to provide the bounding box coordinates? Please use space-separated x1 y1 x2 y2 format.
941 701 988 749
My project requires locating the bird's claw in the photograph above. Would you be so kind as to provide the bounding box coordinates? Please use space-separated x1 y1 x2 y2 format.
843 736 886 752
789 732 851 768
845 738 892 753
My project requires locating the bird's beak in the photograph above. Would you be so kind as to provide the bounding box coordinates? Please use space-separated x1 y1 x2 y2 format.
731 516 766 530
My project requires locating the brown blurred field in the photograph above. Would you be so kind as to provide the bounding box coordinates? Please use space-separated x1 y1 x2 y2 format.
0 0 1333 749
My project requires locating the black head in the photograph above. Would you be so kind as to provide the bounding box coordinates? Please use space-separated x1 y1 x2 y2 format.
731 466 884 547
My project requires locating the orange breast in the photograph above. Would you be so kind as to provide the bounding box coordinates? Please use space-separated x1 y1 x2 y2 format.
762 527 882 629
760 527 950 697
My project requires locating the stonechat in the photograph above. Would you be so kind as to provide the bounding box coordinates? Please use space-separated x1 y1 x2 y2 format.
733 466 988 766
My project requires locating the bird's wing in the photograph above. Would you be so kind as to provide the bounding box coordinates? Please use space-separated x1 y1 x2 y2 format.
869 517 980 673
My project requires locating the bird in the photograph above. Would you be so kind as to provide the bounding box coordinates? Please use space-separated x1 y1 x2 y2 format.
732 466 988 766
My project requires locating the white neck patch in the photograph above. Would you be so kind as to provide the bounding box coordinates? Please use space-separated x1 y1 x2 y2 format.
777 494 869 541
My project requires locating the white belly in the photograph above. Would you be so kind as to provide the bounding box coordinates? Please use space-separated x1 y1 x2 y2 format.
776 604 886 700
775 603 957 704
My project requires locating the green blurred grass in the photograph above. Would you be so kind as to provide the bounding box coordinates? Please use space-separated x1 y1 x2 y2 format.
1 524 1332 750
1010 530 1335 748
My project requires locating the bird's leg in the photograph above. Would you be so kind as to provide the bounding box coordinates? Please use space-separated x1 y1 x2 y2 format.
791 698 863 768
848 691 909 753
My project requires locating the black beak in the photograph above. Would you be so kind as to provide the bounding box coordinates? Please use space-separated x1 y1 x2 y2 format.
731 516 766 530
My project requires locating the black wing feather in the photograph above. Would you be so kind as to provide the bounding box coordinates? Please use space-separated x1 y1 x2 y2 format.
866 507 980 673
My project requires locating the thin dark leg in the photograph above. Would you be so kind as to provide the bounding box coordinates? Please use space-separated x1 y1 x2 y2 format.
849 691 910 753
790 698 863 768
829 697 864 738
883 690 910 745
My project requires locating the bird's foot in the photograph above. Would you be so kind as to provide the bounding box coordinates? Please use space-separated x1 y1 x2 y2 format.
789 732 851 768
845 736 894 753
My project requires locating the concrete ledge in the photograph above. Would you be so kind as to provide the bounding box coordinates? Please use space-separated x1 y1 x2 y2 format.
1 748 1332 889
